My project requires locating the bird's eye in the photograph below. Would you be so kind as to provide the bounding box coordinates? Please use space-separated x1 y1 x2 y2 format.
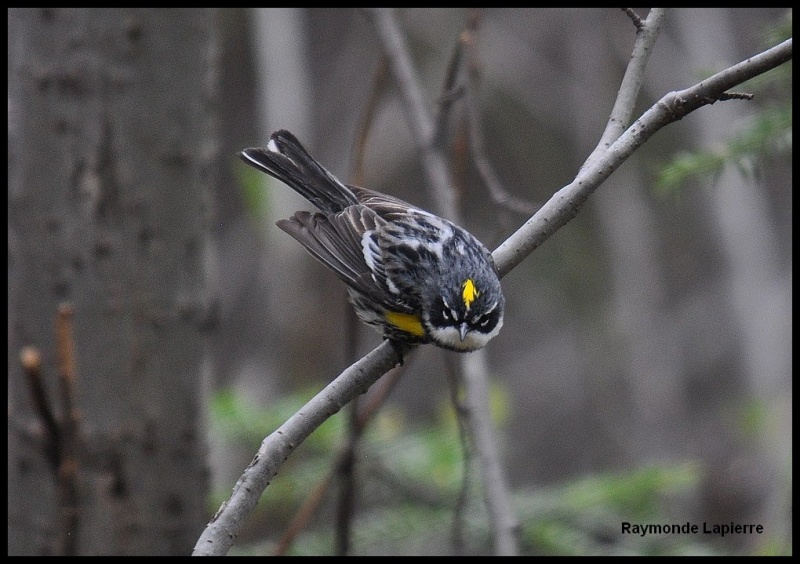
473 310 496 329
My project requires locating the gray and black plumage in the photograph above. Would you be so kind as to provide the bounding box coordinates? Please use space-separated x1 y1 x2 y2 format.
239 130 504 353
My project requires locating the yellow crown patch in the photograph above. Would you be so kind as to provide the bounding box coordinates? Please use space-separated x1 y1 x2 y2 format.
462 279 479 310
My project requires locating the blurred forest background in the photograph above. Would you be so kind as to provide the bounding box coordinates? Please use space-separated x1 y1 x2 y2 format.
8 8 791 556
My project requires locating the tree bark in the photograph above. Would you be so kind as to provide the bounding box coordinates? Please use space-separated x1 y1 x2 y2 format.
8 8 218 555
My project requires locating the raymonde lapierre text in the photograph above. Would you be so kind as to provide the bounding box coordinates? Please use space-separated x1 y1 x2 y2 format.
622 521 763 538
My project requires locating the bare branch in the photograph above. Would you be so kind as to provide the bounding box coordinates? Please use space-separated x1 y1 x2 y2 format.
18 304 83 555
622 8 645 30
371 9 522 555
20 345 61 471
193 17 792 556
493 38 792 278
351 55 390 186
459 17 539 216
365 8 458 220
434 28 466 139
587 8 666 170
449 14 523 555
193 340 409 556
462 351 520 555
55 303 80 556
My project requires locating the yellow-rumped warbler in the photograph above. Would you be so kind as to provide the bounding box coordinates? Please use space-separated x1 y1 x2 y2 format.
240 130 504 354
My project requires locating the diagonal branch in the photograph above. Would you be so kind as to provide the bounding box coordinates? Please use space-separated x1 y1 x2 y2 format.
459 12 539 217
585 8 667 170
493 37 792 277
193 340 409 555
366 8 458 220
192 21 792 557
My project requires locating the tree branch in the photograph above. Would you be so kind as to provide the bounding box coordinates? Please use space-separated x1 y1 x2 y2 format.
193 20 792 557
459 12 538 216
585 8 666 171
366 8 458 220
55 303 80 556
193 340 409 556
493 37 792 277
368 8 521 555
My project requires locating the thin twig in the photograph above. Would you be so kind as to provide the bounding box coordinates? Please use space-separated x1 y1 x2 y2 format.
366 8 458 220
493 37 792 278
622 8 644 30
459 15 539 216
434 29 467 146
334 265 365 555
442 353 470 554
448 13 522 556
20 346 61 471
272 362 406 555
335 55 397 554
373 8 522 555
720 91 755 101
585 8 667 172
55 303 80 557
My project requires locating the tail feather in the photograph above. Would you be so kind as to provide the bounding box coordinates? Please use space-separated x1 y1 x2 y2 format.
239 130 358 214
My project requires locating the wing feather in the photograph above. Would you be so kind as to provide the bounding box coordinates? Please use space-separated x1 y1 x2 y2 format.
277 207 405 311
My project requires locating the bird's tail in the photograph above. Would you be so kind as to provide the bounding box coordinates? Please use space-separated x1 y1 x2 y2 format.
239 130 358 214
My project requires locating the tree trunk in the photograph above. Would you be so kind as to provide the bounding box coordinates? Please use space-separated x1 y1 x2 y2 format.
8 8 218 555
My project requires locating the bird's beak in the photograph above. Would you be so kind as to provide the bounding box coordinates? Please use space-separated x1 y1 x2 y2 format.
459 323 469 341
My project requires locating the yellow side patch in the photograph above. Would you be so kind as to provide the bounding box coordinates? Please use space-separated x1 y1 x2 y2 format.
385 311 426 338
462 279 479 310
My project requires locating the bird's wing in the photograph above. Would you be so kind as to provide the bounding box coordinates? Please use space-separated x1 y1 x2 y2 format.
277 207 410 312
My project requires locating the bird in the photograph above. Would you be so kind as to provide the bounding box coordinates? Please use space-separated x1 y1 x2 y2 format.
239 130 504 358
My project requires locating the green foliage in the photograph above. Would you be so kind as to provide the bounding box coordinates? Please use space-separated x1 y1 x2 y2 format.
764 9 792 46
519 463 704 555
210 387 722 555
209 388 345 516
277 461 705 555
655 105 792 195
211 387 344 450
655 11 792 195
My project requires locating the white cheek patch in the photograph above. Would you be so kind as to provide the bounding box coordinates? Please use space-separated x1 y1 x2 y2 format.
428 320 502 352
